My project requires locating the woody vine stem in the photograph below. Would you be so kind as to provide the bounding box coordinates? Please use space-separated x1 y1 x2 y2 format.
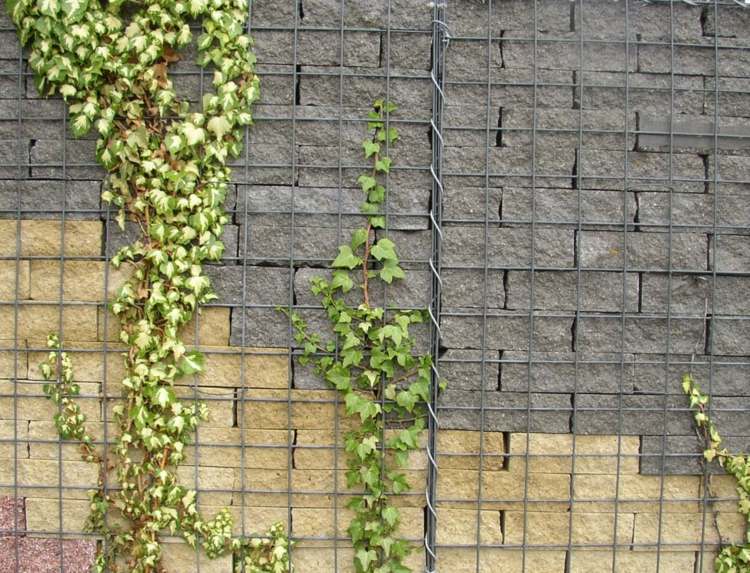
7 0 291 570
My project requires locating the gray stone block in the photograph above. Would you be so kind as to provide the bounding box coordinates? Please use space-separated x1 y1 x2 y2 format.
578 150 706 193
444 145 576 189
0 179 100 219
298 67 432 120
389 32 432 71
438 389 571 433
205 266 291 306
447 0 571 37
445 39 503 83
576 314 706 355
236 183 429 231
638 114 750 153
502 109 637 150
708 155 750 194
443 227 575 269
0 32 21 59
296 161 431 189
28 138 106 180
294 267 431 308
253 30 381 68
501 351 636 394
238 221 356 264
501 188 636 228
442 269 505 309
438 349 500 392
250 0 296 27
298 0 432 29
505 271 639 313
710 235 750 273
380 229 431 265
577 1 701 42
502 31 637 73
705 77 750 119
711 317 750 356
573 394 694 436
714 276 750 316
639 435 722 475
639 43 750 78
255 65 296 106
578 231 708 272
577 72 704 115
637 192 717 233
443 186 501 223
445 69 574 113
230 307 330 347
441 310 573 351
640 274 712 316
628 354 750 396
703 5 750 46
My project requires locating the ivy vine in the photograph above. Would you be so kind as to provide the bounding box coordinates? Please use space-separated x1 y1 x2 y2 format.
8 0 292 570
683 373 750 573
284 100 437 573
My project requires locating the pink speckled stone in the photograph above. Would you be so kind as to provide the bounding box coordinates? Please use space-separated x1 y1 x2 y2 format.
0 537 96 573
0 497 25 534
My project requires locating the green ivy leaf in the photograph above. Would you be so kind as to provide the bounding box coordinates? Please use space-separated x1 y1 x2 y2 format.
332 245 361 270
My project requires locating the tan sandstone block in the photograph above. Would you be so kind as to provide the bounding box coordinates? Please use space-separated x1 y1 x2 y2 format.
161 541 233 573
573 474 701 512
438 469 570 510
0 379 100 422
0 220 102 257
241 389 354 431
509 433 639 475
437 548 567 573
184 427 291 469
504 511 634 546
0 341 26 379
293 506 423 539
633 512 720 549
29 261 107 302
27 340 126 383
25 497 90 533
198 347 289 389
438 429 504 470
0 304 99 341
292 546 355 572
716 511 746 545
0 459 98 490
0 260 30 300
436 507 503 545
703 475 741 512
569 550 697 572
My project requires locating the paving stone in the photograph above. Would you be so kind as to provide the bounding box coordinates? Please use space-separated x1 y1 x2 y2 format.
443 227 574 269
437 389 571 433
578 230 708 271
506 270 638 312
501 351 636 394
576 314 706 354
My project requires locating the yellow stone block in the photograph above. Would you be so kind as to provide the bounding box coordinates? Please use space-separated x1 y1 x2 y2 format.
508 433 639 475
29 260 107 302
27 340 126 383
0 220 102 257
25 497 91 533
0 379 100 422
0 304 99 341
199 346 289 389
436 507 503 545
437 429 505 470
569 550 697 572
0 260 30 300
161 541 233 573
241 388 354 431
633 512 720 549
573 474 701 512
436 548 567 573
504 511 634 546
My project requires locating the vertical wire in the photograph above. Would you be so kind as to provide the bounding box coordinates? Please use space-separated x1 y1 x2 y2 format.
285 0 300 562
610 1 633 569
654 1 677 568
566 0 585 568
473 0 494 570
100 181 113 567
519 1 539 570
11 25 23 573
236 0 255 566
425 0 448 570
55 77 69 573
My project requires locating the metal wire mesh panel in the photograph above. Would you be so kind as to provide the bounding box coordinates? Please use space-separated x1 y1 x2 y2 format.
1 0 750 572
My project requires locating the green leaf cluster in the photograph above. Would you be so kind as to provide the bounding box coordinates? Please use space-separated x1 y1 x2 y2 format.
9 0 291 569
682 373 750 573
284 100 441 573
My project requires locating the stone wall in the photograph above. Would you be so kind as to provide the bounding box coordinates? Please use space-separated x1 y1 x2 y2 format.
1 0 750 571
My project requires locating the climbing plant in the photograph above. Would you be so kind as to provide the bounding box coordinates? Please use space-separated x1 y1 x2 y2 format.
283 100 437 573
8 0 291 570
682 373 750 573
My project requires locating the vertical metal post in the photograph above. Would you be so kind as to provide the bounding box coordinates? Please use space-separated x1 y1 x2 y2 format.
425 2 449 571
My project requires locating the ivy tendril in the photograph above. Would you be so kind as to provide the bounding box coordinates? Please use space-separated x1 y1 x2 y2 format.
283 100 440 573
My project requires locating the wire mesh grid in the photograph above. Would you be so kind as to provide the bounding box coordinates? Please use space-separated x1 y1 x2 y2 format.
0 0 749 572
